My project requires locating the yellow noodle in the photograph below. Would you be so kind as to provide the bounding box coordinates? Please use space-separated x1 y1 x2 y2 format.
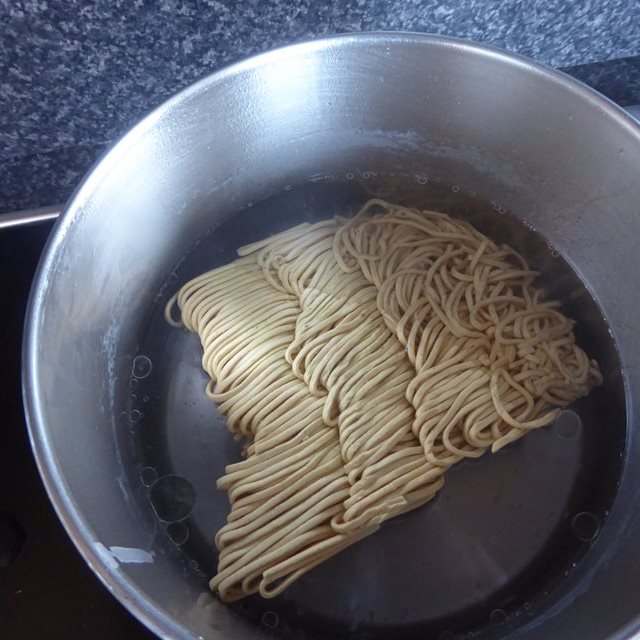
166 198 601 602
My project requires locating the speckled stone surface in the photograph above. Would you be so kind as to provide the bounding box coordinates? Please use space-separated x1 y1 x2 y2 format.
0 145 106 214
1 0 639 213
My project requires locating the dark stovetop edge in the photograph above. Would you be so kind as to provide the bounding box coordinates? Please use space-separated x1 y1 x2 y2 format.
560 55 640 107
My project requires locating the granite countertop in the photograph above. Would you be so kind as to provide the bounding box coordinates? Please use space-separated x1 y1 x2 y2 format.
1 0 639 214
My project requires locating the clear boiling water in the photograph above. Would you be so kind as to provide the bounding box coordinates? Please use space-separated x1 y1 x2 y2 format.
124 175 626 639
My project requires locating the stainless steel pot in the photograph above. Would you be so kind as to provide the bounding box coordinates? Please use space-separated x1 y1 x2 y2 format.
23 33 640 639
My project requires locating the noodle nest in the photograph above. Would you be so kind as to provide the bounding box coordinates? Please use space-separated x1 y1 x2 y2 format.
166 199 602 602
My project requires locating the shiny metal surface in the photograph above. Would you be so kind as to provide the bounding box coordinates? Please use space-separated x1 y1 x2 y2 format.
2 106 638 231
0 204 61 229
23 33 640 640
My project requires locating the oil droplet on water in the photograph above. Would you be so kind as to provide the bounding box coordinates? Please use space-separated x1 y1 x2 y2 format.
284 184 292 191
451 185 460 192
555 409 582 439
417 176 428 185
129 409 142 424
346 172 354 180
490 609 507 625
132 355 153 379
261 611 279 628
149 474 196 522
571 511 601 542
140 466 158 487
167 521 189 545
